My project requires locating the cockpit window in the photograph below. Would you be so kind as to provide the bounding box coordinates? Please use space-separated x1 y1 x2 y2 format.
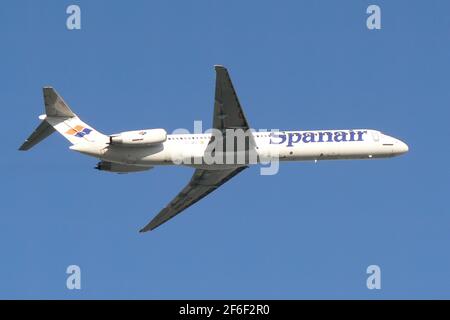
371 131 380 142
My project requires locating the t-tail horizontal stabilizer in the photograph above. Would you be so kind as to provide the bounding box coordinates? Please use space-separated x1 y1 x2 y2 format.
19 87 108 151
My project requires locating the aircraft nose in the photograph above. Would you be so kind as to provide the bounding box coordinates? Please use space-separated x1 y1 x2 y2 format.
396 140 409 154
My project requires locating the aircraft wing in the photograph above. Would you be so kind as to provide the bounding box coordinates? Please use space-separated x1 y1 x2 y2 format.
213 65 256 150
213 65 251 131
139 166 247 232
140 66 252 232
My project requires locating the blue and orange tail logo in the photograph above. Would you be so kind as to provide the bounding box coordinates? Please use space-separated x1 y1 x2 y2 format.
66 125 93 138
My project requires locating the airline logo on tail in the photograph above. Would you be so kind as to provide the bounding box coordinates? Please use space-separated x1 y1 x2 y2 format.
66 125 92 138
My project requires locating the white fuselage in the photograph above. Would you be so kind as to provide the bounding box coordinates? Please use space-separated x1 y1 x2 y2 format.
71 129 409 169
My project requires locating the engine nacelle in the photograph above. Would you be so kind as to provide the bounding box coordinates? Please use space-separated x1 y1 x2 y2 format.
110 128 167 146
95 161 152 173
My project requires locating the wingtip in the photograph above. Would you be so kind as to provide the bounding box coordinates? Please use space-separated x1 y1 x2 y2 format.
18 141 30 151
139 227 151 233
214 64 226 70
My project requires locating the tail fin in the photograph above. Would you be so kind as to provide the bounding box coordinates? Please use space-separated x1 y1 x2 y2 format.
19 87 108 151
43 86 76 117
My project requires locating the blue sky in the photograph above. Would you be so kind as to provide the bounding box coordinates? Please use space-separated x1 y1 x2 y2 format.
1 0 450 299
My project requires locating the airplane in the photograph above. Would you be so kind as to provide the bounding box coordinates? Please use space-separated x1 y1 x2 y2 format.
19 65 409 232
